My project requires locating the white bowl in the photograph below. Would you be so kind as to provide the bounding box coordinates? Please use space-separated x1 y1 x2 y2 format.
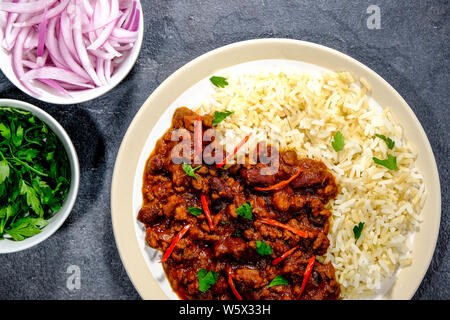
0 99 80 253
0 1 144 105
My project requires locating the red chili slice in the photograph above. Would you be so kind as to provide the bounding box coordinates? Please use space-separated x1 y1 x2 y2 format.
160 224 191 263
254 167 303 191
297 255 316 299
272 246 299 266
216 133 252 168
227 267 243 300
201 194 214 231
258 218 308 238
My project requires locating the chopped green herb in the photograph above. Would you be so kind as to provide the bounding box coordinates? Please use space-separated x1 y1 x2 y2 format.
187 207 203 216
375 134 395 150
209 76 228 88
256 240 272 256
221 221 230 225
0 107 71 240
266 275 288 288
0 160 10 184
331 130 344 152
373 154 397 170
182 163 201 180
4 217 48 241
353 222 365 243
236 202 252 220
212 110 233 126
197 269 218 293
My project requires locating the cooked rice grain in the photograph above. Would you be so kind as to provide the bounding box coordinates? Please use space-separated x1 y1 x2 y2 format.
199 70 426 299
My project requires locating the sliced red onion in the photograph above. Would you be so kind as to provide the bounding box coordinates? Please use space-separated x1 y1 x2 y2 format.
96 57 107 86
1 0 140 98
123 0 136 29
60 10 80 63
111 27 137 39
73 0 102 86
58 32 91 81
0 0 58 13
13 27 40 95
82 0 94 17
36 4 48 58
117 3 131 27
13 0 70 27
38 78 73 97
23 28 37 50
130 9 139 32
45 16 69 68
82 12 122 33
87 0 119 50
21 66 93 85
104 58 111 83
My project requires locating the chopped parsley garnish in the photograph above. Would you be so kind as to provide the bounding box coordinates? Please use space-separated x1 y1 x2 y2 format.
212 110 233 126
353 222 365 243
3 217 48 241
266 275 288 288
221 221 230 225
187 207 203 216
0 108 71 241
373 154 397 170
331 130 344 152
197 269 218 293
209 76 228 88
375 134 395 150
236 202 252 220
256 240 272 256
182 163 201 180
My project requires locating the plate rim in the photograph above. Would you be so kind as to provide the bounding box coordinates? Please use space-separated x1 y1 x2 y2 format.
111 38 441 300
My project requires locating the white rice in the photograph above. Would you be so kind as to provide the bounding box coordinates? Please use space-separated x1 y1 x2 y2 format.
199 70 426 299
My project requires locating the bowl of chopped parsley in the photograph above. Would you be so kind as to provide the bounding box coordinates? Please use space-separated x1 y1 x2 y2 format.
0 99 79 253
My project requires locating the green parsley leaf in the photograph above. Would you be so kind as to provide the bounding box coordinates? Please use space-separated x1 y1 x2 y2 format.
210 76 228 88
182 163 201 180
20 181 44 217
353 222 365 243
221 221 230 225
0 123 10 140
197 269 219 293
256 240 272 256
375 134 395 150
187 207 203 216
0 206 12 221
10 122 23 147
266 275 288 288
373 154 397 170
212 110 233 126
5 217 48 241
16 148 39 162
236 202 252 220
331 130 344 152
0 161 10 184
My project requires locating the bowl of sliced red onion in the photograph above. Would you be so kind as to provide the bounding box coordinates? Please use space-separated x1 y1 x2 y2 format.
0 0 143 104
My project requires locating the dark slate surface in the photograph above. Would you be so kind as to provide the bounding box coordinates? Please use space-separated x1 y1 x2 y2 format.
0 0 448 300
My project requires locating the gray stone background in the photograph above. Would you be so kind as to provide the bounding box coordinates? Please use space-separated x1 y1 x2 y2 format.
0 0 448 299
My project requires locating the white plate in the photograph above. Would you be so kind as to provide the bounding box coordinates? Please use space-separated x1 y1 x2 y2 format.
111 39 441 300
